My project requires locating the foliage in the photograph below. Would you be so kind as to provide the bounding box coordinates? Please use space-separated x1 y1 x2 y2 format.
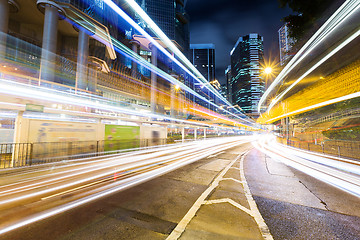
292 97 360 120
278 0 335 40
323 126 360 140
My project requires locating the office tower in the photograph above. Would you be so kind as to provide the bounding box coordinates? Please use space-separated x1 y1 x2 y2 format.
190 44 215 82
278 23 295 66
230 33 264 117
135 0 190 56
225 65 232 103
190 43 216 109
220 83 228 101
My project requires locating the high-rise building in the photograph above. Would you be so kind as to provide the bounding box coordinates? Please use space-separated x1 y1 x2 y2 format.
225 65 232 103
190 44 215 82
278 23 295 66
220 83 228 101
230 33 264 117
190 43 216 109
135 0 190 56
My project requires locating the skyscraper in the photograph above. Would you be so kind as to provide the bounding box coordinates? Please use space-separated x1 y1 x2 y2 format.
190 44 215 82
278 23 295 66
230 33 264 117
190 43 216 109
225 65 232 103
135 0 190 56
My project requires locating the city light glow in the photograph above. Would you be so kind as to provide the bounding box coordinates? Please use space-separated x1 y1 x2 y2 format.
258 0 360 112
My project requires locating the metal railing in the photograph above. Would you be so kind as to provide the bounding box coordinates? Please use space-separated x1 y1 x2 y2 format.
0 138 170 169
278 137 360 160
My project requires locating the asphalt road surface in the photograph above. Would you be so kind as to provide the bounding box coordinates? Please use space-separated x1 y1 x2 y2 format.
1 138 360 240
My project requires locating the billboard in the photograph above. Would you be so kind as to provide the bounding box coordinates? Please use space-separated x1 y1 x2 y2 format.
28 120 97 143
104 125 140 151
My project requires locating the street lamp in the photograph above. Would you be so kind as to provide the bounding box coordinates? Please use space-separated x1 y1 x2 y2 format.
264 67 272 75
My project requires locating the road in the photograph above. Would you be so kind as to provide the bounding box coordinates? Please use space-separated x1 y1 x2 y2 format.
1 135 360 239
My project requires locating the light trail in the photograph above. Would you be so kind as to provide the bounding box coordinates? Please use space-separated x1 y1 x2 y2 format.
258 0 360 112
267 28 360 112
101 0 251 122
0 143 198 196
0 136 252 235
254 135 360 198
262 91 360 123
0 80 215 127
122 0 233 107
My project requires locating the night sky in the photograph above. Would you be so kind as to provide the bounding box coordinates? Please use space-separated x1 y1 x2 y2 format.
186 0 293 84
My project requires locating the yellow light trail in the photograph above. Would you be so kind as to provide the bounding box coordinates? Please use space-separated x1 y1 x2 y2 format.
258 60 360 124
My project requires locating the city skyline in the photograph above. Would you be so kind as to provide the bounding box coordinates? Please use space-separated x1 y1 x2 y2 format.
186 0 292 84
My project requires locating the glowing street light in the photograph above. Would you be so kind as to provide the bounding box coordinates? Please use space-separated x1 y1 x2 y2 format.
264 67 272 75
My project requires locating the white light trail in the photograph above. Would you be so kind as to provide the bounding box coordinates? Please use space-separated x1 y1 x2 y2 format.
123 0 230 106
0 137 251 235
255 136 360 198
102 0 251 122
0 80 215 127
258 0 360 112
267 29 360 112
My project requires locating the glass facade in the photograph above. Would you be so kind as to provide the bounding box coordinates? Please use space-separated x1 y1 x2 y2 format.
230 34 264 116
278 23 295 66
190 44 216 109
135 0 189 56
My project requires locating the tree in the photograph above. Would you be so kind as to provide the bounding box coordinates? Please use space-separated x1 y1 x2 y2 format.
279 0 335 41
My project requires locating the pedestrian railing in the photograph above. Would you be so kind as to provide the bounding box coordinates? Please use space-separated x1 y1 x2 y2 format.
0 138 169 169
278 137 360 160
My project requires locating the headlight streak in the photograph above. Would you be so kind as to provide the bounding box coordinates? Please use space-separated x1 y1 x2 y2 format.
0 140 220 205
0 137 251 235
0 143 199 196
272 144 360 176
0 80 214 127
263 90 360 123
0 139 204 191
101 0 251 123
254 135 360 198
258 0 360 112
0 76 251 128
0 137 248 204
267 28 360 112
122 0 234 109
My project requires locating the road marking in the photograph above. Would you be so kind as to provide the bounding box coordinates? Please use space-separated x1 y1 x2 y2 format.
166 153 243 240
240 151 274 240
167 149 274 240
206 151 226 158
203 198 252 215
221 177 244 184
230 167 241 170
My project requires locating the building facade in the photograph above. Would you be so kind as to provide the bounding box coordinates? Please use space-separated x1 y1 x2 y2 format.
230 33 264 117
225 65 232 103
135 0 190 57
278 23 295 66
190 43 216 109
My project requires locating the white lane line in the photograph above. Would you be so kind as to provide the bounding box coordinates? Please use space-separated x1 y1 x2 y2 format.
240 151 274 240
230 167 241 170
206 151 226 159
203 198 252 215
166 153 243 240
221 177 244 184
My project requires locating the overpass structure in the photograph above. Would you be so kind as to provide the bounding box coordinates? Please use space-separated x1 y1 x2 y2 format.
258 0 360 159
